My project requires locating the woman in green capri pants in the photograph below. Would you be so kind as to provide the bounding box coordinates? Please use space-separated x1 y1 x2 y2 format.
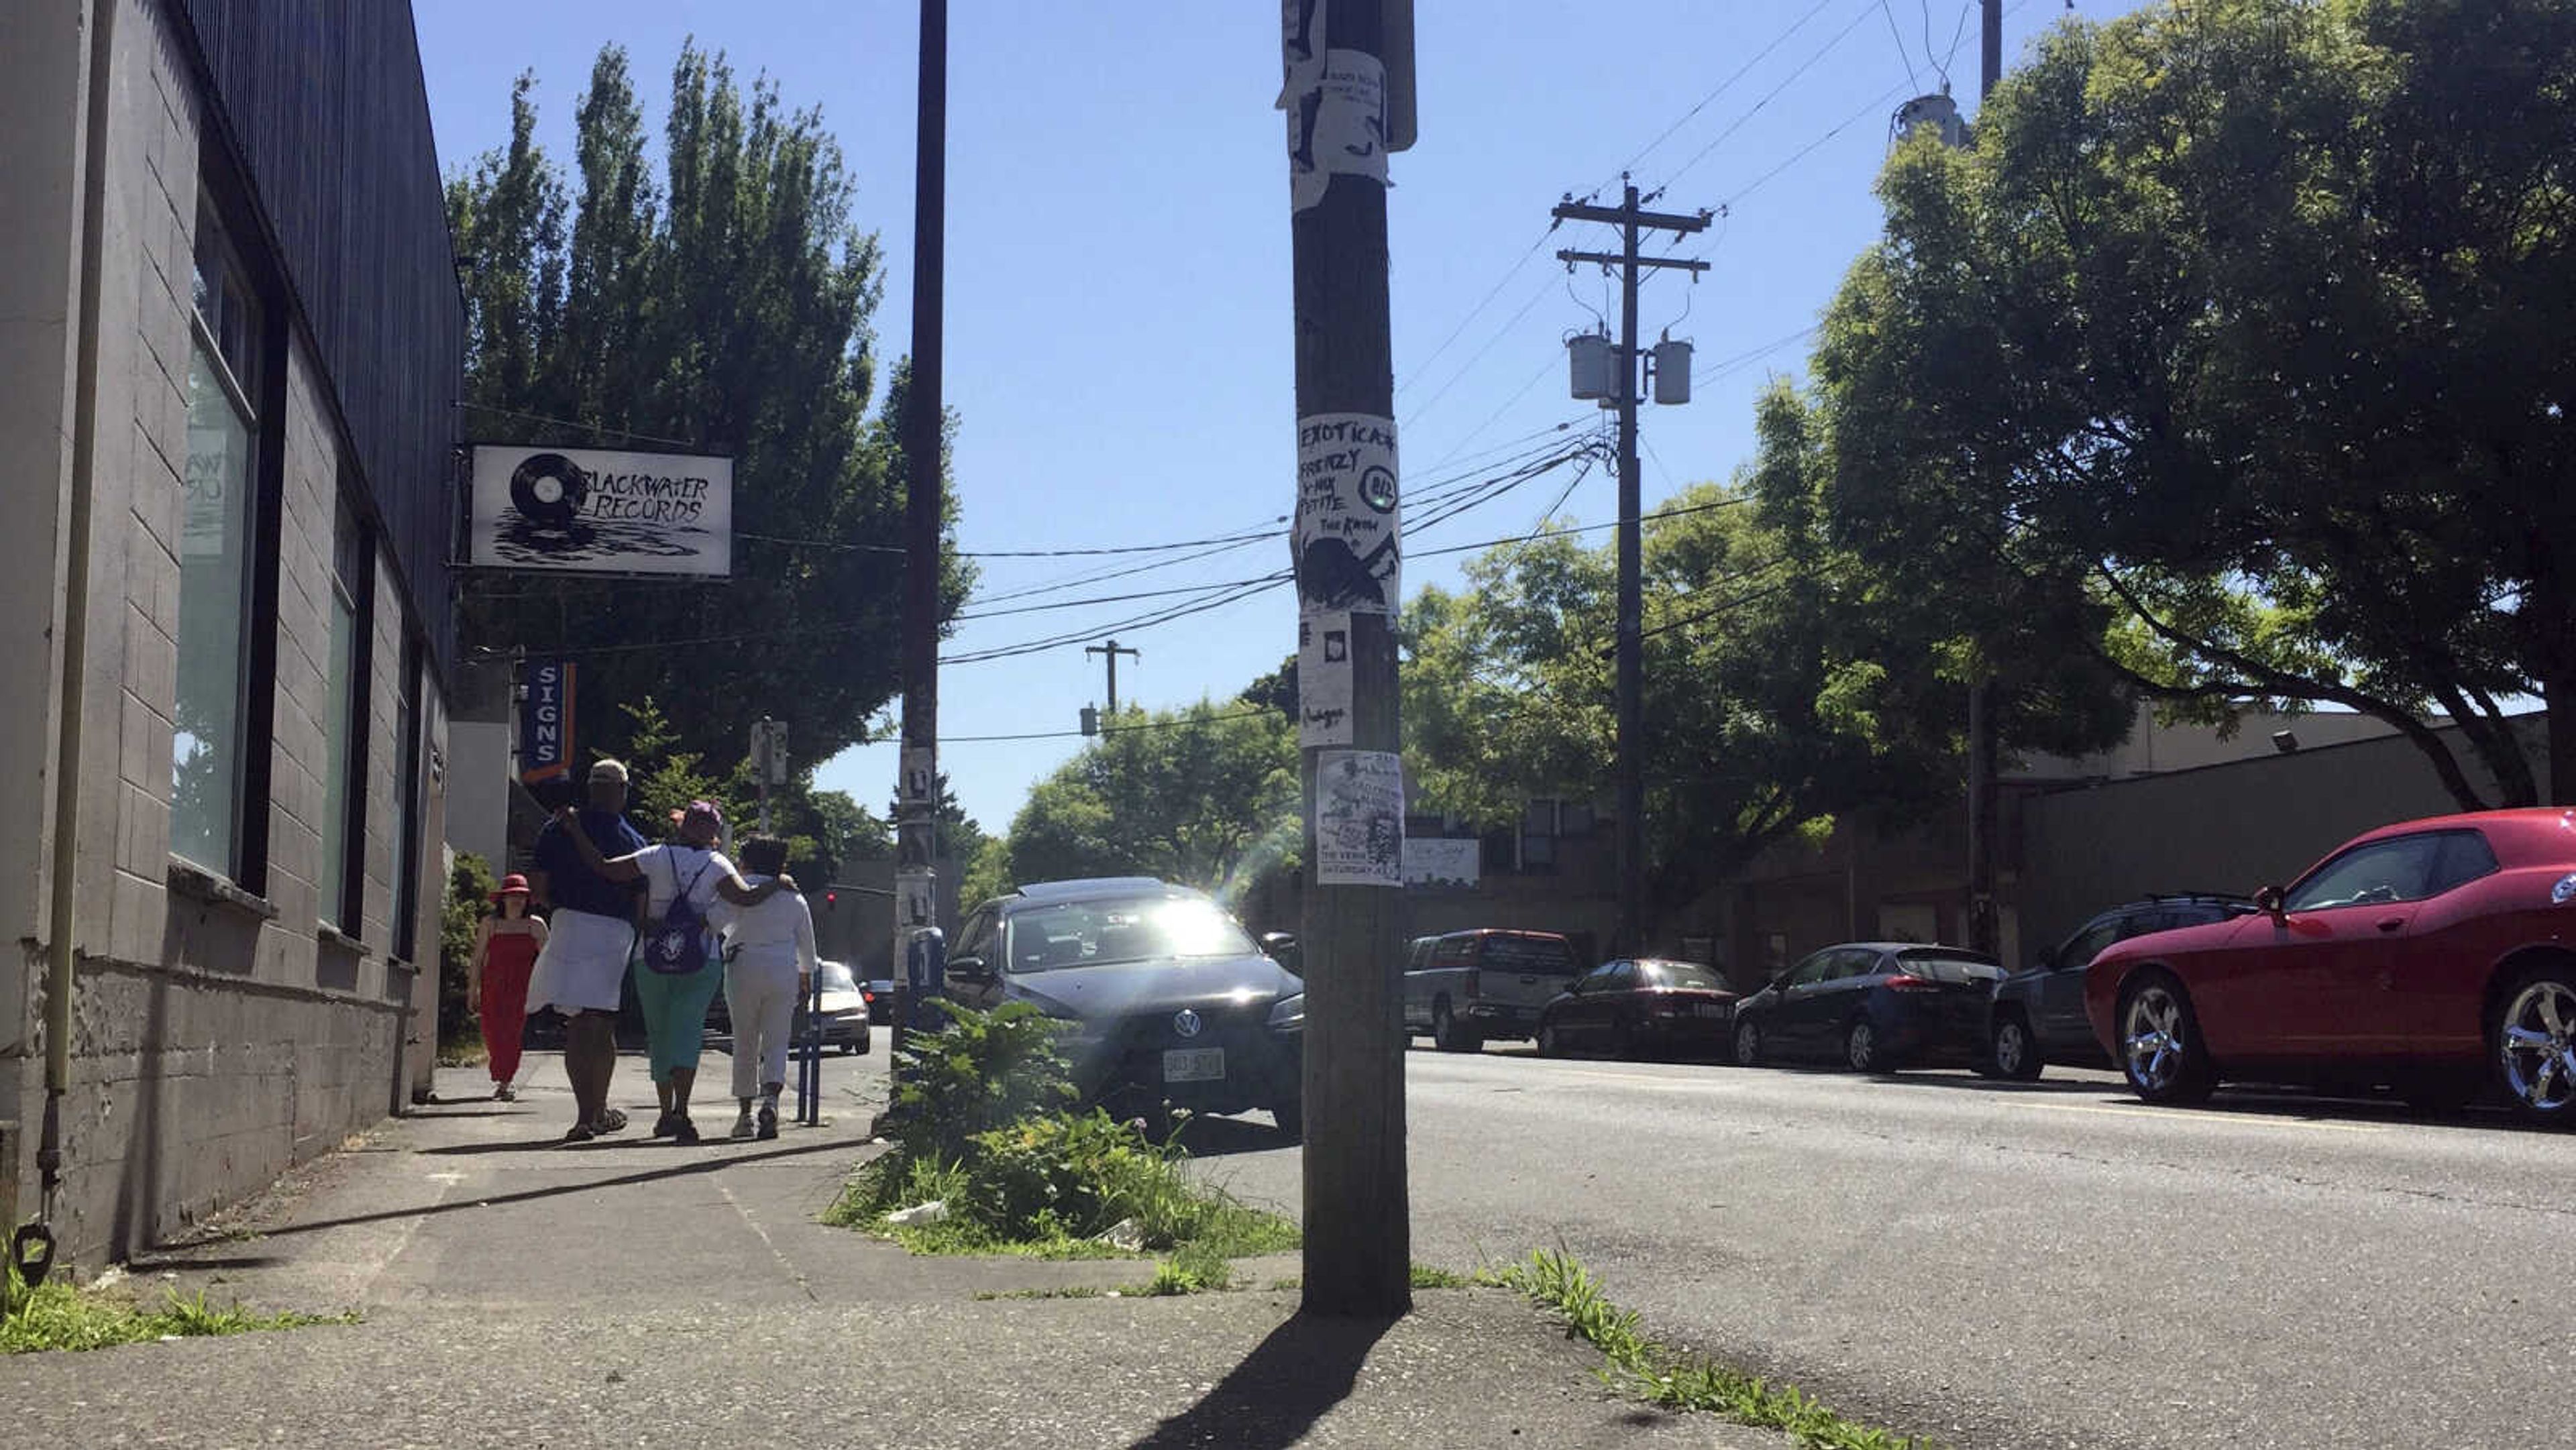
557 800 792 1144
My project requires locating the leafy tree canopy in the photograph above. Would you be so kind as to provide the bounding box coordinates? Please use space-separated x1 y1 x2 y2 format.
1816 0 2576 805
446 43 971 772
973 703 1299 910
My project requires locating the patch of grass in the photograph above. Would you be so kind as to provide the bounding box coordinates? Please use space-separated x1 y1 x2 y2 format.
3 1267 353 1355
1410 1263 1484 1289
971 1286 1109 1302
1140 1240 1234 1296
1503 1249 1933 1450
1267 1276 1303 1292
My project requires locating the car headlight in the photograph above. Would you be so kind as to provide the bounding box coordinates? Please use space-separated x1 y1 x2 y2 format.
2555 873 2576 905
1267 993 1305 1031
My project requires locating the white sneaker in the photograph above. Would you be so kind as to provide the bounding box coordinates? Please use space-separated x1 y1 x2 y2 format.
730 1111 757 1140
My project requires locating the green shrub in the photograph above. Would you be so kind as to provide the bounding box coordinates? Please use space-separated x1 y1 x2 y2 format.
437 851 498 1049
886 999 1077 1168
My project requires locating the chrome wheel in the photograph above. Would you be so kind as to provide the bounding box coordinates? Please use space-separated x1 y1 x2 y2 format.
2123 983 2188 1093
2498 978 2576 1116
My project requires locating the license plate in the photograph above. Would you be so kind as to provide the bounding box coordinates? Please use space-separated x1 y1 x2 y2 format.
1695 1002 1728 1019
1163 1048 1226 1082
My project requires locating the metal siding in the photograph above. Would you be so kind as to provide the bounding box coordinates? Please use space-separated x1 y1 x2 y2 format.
175 0 462 678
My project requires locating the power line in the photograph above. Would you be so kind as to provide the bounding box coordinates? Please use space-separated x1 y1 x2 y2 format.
1654 1 1883 194
1692 323 1822 386
454 400 704 451
943 707 1277 744
1602 0 1847 190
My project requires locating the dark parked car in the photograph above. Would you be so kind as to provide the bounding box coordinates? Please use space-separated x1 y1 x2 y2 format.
1732 942 2004 1072
943 877 1305 1137
1984 894 2254 1080
863 978 895 1025
2084 809 2576 1122
1536 959 1738 1059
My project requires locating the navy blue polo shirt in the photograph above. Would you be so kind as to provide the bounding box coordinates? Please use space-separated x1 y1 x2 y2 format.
531 808 647 918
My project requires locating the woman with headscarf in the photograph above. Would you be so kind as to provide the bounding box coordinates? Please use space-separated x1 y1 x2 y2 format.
468 873 547 1101
557 800 791 1144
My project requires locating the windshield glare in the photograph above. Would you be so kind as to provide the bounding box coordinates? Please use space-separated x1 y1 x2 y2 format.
817 962 857 991
1005 897 1259 972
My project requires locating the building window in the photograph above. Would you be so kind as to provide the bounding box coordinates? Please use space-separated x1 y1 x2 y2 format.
174 208 262 878
389 643 423 956
1519 800 1560 873
320 497 372 930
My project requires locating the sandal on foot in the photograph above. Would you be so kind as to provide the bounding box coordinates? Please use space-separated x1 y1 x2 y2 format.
593 1108 629 1135
562 1122 597 1144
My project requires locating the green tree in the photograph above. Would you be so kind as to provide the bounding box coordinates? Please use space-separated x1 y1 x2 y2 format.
1815 0 2576 806
990 703 1299 908
445 44 971 771
1402 414 2128 930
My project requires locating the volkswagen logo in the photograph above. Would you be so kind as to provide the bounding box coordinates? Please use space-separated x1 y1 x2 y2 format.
1172 1009 1203 1039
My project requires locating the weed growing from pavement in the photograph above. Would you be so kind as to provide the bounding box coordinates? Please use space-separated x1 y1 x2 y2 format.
1505 1249 1934 1450
2 1266 352 1354
826 1001 1299 1270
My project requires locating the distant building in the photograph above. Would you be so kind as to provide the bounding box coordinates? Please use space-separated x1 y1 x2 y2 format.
0 0 462 1266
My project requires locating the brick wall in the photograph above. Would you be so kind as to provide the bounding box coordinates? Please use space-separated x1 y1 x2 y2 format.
5 0 451 1270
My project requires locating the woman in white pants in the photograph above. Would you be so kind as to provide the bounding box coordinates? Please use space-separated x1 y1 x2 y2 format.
714 836 817 1141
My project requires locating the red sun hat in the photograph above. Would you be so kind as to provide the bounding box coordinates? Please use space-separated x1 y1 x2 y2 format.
491 873 532 901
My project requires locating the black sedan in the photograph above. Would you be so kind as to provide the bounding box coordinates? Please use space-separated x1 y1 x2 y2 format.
1731 942 2003 1072
1536 959 1738 1059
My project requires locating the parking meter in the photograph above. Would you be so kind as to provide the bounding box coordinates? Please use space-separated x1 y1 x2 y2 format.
904 927 946 1034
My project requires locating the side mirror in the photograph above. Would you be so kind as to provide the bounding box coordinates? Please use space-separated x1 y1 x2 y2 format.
2252 885 2286 923
947 954 991 985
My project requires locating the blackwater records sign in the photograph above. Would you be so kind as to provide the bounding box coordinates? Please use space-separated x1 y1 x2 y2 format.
468 445 734 577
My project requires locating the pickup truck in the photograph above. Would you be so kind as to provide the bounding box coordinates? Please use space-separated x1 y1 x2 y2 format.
1401 929 1585 1052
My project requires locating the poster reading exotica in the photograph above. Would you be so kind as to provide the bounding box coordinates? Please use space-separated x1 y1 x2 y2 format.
468 445 734 577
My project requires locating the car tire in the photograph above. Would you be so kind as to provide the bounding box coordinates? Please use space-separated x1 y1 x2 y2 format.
1732 1018 1764 1068
1844 1018 1890 1074
1537 1021 1563 1058
1988 1013 2045 1082
1271 1097 1304 1141
2116 970 2216 1105
2491 960 2576 1127
1432 999 1482 1054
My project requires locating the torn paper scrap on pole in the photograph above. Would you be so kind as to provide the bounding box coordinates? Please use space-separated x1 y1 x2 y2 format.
1294 412 1400 615
1298 609 1355 746
1314 749 1404 887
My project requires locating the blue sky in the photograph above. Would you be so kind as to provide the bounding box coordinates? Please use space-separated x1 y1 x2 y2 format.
415 0 2133 836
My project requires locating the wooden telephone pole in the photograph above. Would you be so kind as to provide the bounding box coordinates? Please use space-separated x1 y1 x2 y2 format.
892 0 947 1058
1552 186 1709 956
1282 0 1414 1318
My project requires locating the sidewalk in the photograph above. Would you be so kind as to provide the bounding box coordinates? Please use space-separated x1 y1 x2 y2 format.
1 1051 1782 1447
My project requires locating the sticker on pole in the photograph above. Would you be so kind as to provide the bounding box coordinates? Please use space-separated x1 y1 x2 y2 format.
1280 2 1389 212
1298 610 1354 746
1295 413 1399 615
1314 749 1403 887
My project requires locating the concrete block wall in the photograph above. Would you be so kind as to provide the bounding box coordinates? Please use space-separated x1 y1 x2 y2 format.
5 0 451 1269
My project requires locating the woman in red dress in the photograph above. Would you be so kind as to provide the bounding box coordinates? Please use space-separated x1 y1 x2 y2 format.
470 874 548 1101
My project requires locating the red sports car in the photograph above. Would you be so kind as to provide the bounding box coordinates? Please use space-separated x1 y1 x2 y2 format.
2084 808 2576 1122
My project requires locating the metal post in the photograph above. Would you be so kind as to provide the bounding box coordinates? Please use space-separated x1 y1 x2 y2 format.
892 0 948 1073
1964 0 2005 960
1284 0 1409 1317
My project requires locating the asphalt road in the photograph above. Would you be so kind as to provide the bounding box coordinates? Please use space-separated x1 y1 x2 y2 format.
1196 1044 2573 1450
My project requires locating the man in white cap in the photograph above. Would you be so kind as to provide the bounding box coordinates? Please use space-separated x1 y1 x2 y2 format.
526 758 650 1142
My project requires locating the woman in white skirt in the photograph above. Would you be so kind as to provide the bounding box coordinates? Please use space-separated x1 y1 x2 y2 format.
712 835 817 1140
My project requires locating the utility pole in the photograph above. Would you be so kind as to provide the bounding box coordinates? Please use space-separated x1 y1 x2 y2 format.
1084 638 1140 716
1281 0 1413 1318
892 0 947 1065
1964 0 2006 960
1552 182 1708 957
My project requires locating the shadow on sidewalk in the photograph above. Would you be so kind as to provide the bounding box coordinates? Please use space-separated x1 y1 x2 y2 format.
244 1135 865 1243
1128 1310 1394 1449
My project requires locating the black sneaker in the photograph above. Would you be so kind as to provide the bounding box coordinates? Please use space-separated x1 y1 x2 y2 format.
649 1111 676 1139
672 1115 701 1146
756 1105 779 1141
